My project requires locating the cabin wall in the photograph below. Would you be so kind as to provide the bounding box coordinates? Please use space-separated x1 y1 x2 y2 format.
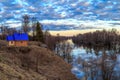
15 41 28 46
8 41 15 46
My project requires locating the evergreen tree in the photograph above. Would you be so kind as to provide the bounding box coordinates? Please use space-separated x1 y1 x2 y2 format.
36 22 44 43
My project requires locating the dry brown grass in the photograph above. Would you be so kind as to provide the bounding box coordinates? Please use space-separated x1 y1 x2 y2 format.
0 41 77 80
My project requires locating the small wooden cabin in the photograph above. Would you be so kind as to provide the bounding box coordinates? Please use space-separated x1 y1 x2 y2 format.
6 33 29 47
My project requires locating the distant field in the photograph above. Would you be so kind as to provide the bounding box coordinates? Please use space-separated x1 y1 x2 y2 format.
49 29 102 36
29 28 120 37
49 28 120 36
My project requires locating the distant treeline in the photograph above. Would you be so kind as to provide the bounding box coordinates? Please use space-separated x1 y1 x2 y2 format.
44 31 69 50
72 29 120 48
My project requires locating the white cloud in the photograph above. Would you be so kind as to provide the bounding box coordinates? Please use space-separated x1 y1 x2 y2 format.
40 19 120 29
0 0 120 30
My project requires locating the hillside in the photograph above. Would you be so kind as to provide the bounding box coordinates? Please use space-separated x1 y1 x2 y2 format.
0 40 77 80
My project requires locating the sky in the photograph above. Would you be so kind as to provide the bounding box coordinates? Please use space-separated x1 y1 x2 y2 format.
0 0 120 30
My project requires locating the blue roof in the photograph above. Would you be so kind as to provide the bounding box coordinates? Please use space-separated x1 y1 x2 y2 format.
6 33 29 41
7 35 14 41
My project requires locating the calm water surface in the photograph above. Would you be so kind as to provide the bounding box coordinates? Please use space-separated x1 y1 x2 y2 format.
55 40 120 80
71 46 120 80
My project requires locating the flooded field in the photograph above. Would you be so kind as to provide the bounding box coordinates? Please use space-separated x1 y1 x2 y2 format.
71 46 120 80
54 39 120 80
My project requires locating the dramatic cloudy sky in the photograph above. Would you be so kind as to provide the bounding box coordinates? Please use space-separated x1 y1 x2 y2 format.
0 0 120 30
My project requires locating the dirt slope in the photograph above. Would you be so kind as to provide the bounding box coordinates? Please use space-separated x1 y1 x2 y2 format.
0 41 77 80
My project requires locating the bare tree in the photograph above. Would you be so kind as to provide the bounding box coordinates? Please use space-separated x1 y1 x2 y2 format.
22 15 30 33
72 29 120 49
31 17 37 40
0 25 11 40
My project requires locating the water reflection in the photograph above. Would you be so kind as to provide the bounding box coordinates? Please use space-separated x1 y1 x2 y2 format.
54 40 120 80
55 40 74 63
71 46 120 80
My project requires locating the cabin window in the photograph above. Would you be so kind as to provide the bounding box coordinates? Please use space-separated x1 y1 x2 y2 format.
11 41 13 44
